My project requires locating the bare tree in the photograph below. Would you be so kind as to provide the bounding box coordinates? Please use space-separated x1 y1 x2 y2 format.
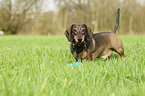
0 0 43 34
1 0 145 35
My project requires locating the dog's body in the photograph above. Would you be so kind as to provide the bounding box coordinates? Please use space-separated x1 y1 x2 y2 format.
92 32 125 60
65 8 125 61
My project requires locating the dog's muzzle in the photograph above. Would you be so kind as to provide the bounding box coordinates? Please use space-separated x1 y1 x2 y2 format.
78 38 82 43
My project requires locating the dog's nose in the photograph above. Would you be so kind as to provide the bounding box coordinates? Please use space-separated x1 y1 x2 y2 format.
78 38 82 42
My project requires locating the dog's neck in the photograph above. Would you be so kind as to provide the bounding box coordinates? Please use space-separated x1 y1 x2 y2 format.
72 39 92 52
72 38 95 53
73 44 85 54
72 40 87 47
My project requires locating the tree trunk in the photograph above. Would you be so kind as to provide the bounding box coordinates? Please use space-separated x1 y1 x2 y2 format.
129 15 133 34
63 8 68 29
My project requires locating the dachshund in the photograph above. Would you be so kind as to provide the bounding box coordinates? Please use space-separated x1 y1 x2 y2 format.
64 8 125 61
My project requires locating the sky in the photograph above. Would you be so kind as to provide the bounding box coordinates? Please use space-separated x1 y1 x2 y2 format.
0 0 145 11
42 0 57 11
42 0 145 11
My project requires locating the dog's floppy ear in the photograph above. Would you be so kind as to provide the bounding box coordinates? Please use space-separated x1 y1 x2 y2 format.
64 24 74 42
84 24 93 40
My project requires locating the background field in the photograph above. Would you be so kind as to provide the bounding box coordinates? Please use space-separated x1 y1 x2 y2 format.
0 36 145 96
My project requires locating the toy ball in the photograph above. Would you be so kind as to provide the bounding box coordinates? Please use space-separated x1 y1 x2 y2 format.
67 62 81 67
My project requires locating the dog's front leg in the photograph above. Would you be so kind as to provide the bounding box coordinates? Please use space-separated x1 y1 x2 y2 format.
81 58 83 62
85 50 92 61
86 54 92 61
72 51 78 62
75 57 78 62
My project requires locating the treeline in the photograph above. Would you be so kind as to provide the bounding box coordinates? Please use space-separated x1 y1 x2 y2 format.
0 0 145 35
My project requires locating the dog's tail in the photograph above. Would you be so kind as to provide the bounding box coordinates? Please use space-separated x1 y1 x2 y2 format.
112 8 120 33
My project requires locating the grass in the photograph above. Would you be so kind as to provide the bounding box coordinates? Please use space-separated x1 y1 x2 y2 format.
0 35 145 96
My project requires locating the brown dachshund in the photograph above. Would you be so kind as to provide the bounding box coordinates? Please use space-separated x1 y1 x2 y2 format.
64 8 125 61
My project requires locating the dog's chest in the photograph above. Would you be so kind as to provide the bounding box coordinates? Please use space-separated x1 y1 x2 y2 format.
72 46 88 59
73 50 88 59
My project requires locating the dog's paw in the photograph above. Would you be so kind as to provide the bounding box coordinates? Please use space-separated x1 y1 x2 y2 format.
101 56 108 60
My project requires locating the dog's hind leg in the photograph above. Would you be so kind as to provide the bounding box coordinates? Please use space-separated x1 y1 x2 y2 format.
116 48 125 57
112 47 125 57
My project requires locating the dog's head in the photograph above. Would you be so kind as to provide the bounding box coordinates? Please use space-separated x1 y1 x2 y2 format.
64 24 93 45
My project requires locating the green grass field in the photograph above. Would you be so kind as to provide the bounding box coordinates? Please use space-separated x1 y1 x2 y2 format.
0 35 145 96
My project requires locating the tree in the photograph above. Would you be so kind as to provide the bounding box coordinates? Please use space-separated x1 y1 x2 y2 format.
0 0 43 34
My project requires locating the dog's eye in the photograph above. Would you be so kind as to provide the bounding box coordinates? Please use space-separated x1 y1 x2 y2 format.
73 29 77 35
82 32 85 35
73 32 77 35
73 29 77 32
